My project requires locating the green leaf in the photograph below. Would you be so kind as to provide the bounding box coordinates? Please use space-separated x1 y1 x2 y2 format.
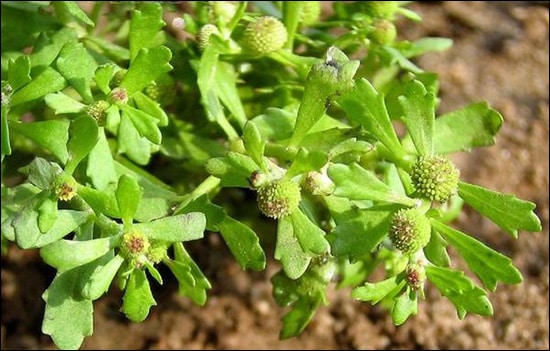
458 181 541 237
133 212 206 242
85 36 130 61
121 105 162 144
94 64 116 95
195 45 239 139
53 1 94 26
426 266 493 318
87 128 118 190
291 209 330 255
121 269 157 322
180 195 226 232
401 37 453 58
115 174 141 225
121 46 172 95
129 2 165 61
242 121 266 170
37 196 58 233
275 216 311 280
352 276 403 304
331 204 397 260
56 41 97 102
398 79 435 156
9 119 70 163
171 242 211 305
328 163 416 206
23 157 59 190
77 185 120 218
8 55 31 91
217 216 266 271
205 152 258 187
117 113 154 165
336 78 405 160
423 230 450 267
145 261 163 285
30 27 77 68
286 149 328 179
1 185 44 241
45 92 86 114
131 91 168 127
41 236 120 272
10 66 67 106
42 268 93 350
280 294 324 339
13 209 90 249
431 220 523 291
251 107 294 141
65 115 98 174
105 104 120 134
81 254 125 300
433 102 503 153
392 290 418 325
215 61 247 127
289 47 359 147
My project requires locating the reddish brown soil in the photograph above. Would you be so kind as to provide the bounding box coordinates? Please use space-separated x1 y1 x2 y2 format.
2 2 548 350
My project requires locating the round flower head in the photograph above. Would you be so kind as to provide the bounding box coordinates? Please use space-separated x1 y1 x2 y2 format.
243 16 288 55
363 1 399 20
257 178 301 219
370 19 397 45
410 155 460 203
389 208 431 255
86 100 110 123
197 24 220 51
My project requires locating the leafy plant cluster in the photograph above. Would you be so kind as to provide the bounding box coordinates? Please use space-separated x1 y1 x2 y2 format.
0 1 542 349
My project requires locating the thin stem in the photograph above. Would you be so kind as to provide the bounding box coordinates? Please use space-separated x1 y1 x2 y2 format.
173 176 221 214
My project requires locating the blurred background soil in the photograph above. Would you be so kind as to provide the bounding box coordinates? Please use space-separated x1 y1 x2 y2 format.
1 1 548 349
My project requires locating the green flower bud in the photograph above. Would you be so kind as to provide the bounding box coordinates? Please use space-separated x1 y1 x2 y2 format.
299 2 321 26
243 16 288 55
86 100 110 123
208 1 237 24
249 170 269 189
54 175 77 202
146 241 168 264
109 87 128 105
389 208 431 255
121 230 150 268
302 171 335 196
363 1 399 20
405 262 426 291
257 178 301 219
410 155 460 203
197 24 220 51
370 19 397 45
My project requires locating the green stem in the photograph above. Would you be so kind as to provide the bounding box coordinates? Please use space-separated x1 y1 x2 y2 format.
227 2 248 34
173 176 221 214
264 143 298 162
282 2 303 50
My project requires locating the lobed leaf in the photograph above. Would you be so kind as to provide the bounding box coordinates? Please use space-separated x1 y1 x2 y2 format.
458 181 542 238
133 212 206 242
397 79 435 156
218 216 266 271
426 265 493 318
121 269 156 322
431 220 523 291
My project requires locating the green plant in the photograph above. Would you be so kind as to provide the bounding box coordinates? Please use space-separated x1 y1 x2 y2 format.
0 1 542 349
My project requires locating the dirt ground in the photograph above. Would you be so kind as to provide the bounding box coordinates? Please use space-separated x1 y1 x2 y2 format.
1 2 548 350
